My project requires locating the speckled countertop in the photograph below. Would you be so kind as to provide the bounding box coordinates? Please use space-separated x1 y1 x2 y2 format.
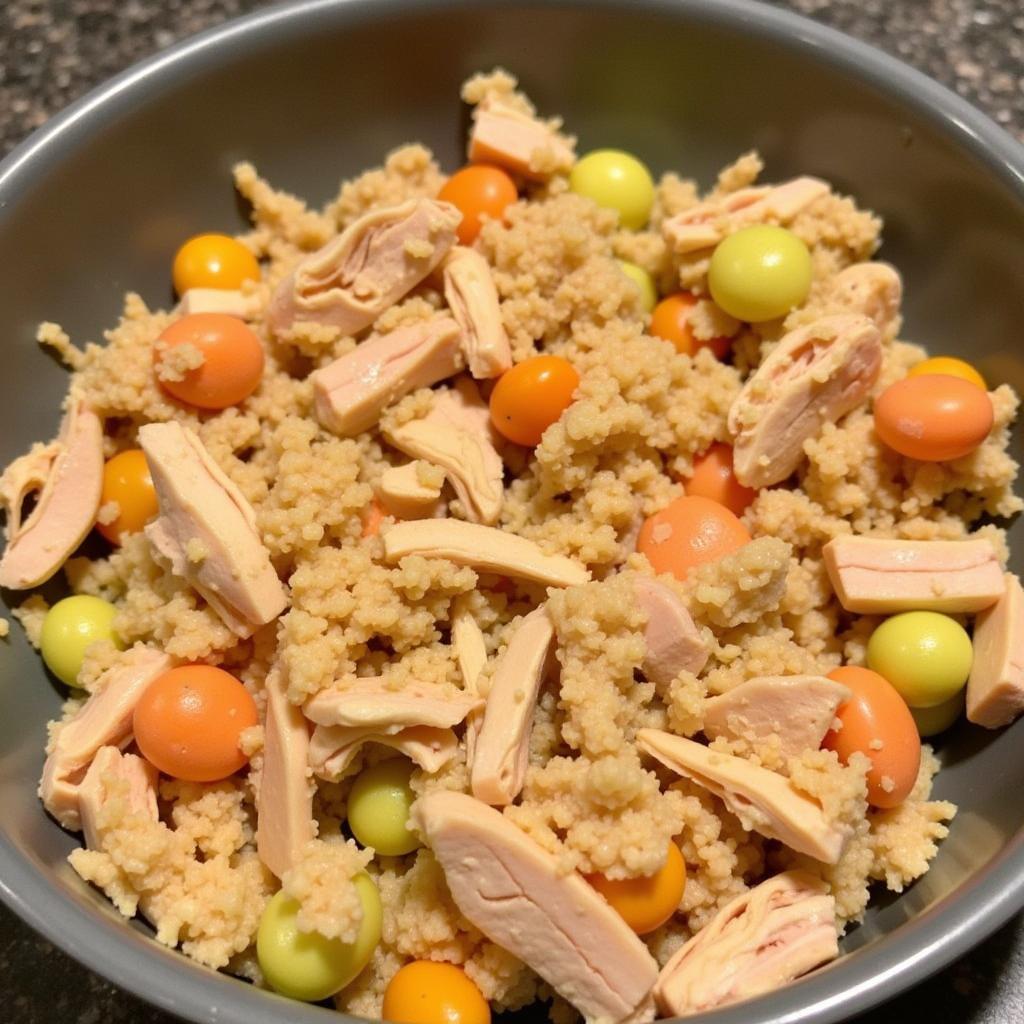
1 1 1023 1022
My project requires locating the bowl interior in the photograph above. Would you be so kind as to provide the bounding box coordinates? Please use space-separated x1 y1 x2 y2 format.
1 1 1023 1022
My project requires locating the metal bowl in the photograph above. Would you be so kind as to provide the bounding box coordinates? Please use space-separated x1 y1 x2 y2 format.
1 1 1023 1022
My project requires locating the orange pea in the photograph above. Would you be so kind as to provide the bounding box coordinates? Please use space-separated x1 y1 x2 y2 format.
907 356 986 390
824 666 921 809
96 449 159 545
489 355 580 447
587 842 686 935
437 165 518 245
650 292 731 360
382 961 490 1024
172 233 260 295
133 665 258 782
873 374 993 462
637 494 750 581
154 313 265 410
685 443 756 516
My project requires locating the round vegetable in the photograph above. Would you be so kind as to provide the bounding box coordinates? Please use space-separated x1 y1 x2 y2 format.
707 225 812 322
40 595 122 688
347 759 420 856
154 313 265 410
133 665 258 781
617 260 658 312
911 689 966 738
172 233 260 295
637 494 750 581
587 841 686 935
437 165 518 245
382 961 491 1024
685 443 756 516
824 666 921 808
866 611 973 708
96 449 159 545
569 149 655 231
907 356 986 391
649 292 730 360
489 355 580 447
873 374 993 462
257 875 382 1002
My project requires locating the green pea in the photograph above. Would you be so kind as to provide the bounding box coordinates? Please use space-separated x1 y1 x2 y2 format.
867 611 973 709
707 225 812 322
569 149 655 231
347 759 420 856
618 260 658 312
257 873 381 1002
40 595 121 687
911 689 966 738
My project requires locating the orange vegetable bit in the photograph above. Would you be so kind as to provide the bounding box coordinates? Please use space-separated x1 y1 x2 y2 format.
637 494 751 581
438 165 518 245
154 313 265 410
587 841 686 935
684 443 756 517
650 292 731 360
362 497 386 539
133 665 258 782
489 354 580 447
172 233 260 295
873 374 993 462
824 665 921 809
382 961 491 1024
96 449 159 545
907 356 986 390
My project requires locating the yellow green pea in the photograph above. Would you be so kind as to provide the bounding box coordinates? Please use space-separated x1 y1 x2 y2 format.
911 689 966 738
569 149 655 231
40 595 122 687
347 759 420 856
618 260 658 312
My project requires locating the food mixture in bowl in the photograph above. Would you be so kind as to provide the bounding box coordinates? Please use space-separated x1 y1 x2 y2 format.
3 68 1023 1022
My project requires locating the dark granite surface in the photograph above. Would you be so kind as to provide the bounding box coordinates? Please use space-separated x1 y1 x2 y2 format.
1 0 1023 1022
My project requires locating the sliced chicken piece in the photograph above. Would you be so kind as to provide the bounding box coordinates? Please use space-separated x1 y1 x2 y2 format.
703 676 851 758
257 667 315 879
139 422 288 637
637 730 849 864
663 178 829 255
728 314 882 488
175 288 259 319
442 247 512 379
826 262 902 335
304 678 481 730
451 596 490 763
0 399 103 589
468 99 575 180
39 648 171 831
79 746 159 852
967 573 1024 728
268 198 461 335
823 535 1003 614
378 462 445 520
382 520 589 587
634 578 708 685
310 723 457 778
654 871 838 1016
313 317 463 437
414 791 658 1024
471 607 555 805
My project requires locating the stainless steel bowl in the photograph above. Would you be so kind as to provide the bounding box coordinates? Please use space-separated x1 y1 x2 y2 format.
1 1 1023 1022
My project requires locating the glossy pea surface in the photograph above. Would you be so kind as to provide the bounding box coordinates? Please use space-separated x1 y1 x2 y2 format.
347 759 420 856
40 595 121 687
617 260 657 312
383 961 491 1024
569 149 655 230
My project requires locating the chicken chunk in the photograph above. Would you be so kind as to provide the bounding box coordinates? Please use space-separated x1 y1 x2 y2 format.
728 314 882 488
471 607 555 805
175 288 259 319
414 791 658 1024
637 730 849 864
139 422 288 637
442 246 512 378
654 871 838 1016
634 578 708 685
467 99 575 180
0 398 103 589
268 198 461 335
39 648 171 831
382 520 589 587
967 572 1024 728
378 462 445 520
79 746 159 852
452 596 489 763
823 536 1003 614
312 317 463 437
703 676 851 758
826 262 902 336
310 723 457 778
304 678 481 730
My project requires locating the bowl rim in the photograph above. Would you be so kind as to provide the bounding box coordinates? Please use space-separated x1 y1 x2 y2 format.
1 1 1023 1023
